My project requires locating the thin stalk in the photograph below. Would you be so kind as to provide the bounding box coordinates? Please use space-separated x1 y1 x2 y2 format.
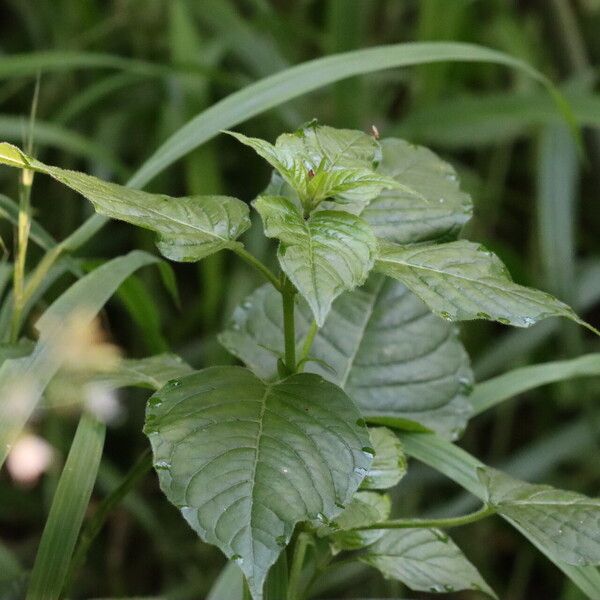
287 532 311 600
11 76 40 342
264 549 288 600
355 504 495 531
282 277 297 373
233 246 281 290
243 581 252 600
298 320 318 369
11 176 32 342
65 450 152 592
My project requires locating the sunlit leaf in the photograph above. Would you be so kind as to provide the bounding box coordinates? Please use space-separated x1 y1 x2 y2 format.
227 124 397 211
0 143 250 262
254 195 376 325
359 138 472 243
375 240 594 331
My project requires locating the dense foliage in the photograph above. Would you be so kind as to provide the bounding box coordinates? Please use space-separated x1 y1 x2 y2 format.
1 2 599 600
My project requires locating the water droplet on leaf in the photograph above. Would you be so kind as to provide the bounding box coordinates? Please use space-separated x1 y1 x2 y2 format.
361 446 376 458
148 396 162 408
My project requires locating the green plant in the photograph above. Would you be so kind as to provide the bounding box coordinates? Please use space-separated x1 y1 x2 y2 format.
1 115 599 600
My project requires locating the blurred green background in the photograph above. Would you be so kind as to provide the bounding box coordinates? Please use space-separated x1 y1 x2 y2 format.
0 0 599 598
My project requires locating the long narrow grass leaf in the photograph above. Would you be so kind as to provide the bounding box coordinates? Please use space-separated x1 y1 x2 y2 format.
0 116 127 177
399 432 600 598
470 353 600 415
0 251 158 468
129 42 567 189
26 412 105 600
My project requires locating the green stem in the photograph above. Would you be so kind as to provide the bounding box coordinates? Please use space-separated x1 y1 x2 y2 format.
65 450 152 592
233 246 281 290
282 277 297 373
287 532 311 600
355 504 495 531
298 320 318 369
265 549 288 600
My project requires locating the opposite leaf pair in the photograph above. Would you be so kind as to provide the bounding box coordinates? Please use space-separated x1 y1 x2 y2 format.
230 125 594 335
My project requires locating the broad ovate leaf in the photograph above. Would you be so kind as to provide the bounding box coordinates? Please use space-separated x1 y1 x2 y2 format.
361 529 497 598
360 138 473 243
0 143 250 262
227 124 398 210
317 491 391 553
361 427 407 491
254 195 377 325
479 467 600 567
376 240 595 331
218 277 473 439
144 366 371 600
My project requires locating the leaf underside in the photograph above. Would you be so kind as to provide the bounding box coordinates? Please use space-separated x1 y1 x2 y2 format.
361 528 497 598
219 275 473 439
359 138 473 243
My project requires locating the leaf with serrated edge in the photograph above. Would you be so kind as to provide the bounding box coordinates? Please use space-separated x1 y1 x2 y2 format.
479 467 600 567
361 528 497 598
317 491 391 553
227 125 397 208
375 240 595 332
360 138 473 243
0 143 250 262
218 277 473 439
254 195 376 326
361 427 407 490
145 366 371 600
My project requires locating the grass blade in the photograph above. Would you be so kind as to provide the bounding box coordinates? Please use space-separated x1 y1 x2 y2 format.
53 43 572 250
26 412 105 600
395 91 600 148
66 450 152 591
0 51 210 81
399 431 600 599
537 124 578 304
470 353 600 415
0 251 158 468
129 41 566 189
0 115 127 177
